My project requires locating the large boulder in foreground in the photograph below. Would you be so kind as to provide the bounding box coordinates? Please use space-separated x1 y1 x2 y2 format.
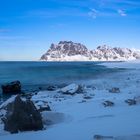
1 81 21 94
2 95 43 133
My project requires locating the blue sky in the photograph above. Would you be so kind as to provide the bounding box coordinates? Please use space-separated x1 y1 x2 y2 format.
0 0 140 60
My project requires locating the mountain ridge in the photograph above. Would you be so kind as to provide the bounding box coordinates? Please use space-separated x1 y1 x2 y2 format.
40 41 140 61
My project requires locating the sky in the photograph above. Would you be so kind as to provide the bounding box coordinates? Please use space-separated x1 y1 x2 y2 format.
0 0 140 61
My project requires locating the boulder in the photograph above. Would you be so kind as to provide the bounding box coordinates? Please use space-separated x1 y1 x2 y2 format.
60 84 80 95
125 99 136 106
103 100 114 107
46 85 57 91
94 134 140 140
83 96 92 100
94 134 114 140
2 95 43 133
109 87 120 93
1 81 21 94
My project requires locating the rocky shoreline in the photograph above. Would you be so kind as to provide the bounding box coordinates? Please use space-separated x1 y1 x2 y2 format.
0 61 140 140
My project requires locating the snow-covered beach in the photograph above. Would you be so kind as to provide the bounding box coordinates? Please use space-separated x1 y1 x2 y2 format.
0 61 140 140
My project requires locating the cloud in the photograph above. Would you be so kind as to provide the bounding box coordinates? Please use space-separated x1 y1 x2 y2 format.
88 8 99 18
18 0 138 20
118 9 127 16
90 0 139 18
88 8 120 19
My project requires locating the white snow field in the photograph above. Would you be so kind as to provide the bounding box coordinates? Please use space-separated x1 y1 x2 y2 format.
0 60 140 140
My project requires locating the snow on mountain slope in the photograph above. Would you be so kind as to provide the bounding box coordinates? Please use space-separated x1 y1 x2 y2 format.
40 41 90 61
40 41 140 61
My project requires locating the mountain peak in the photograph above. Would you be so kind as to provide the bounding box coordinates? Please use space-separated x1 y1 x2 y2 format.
58 41 73 44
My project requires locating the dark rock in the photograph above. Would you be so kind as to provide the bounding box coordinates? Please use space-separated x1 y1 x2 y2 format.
109 87 120 93
94 134 114 140
2 95 43 133
38 87 42 90
46 85 56 91
76 85 85 94
79 100 86 103
38 105 51 112
103 100 114 107
20 92 32 99
125 99 136 106
83 96 92 100
1 81 21 94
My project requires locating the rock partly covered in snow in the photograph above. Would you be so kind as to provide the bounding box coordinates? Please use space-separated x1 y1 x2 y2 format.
40 41 140 61
60 84 80 95
125 99 136 106
1 95 43 133
102 100 114 107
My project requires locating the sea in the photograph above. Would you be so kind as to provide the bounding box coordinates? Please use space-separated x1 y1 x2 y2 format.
0 61 124 99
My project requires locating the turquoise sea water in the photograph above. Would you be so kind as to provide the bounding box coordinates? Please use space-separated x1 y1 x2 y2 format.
0 61 123 94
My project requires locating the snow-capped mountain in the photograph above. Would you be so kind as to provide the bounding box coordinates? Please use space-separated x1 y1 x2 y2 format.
40 41 140 61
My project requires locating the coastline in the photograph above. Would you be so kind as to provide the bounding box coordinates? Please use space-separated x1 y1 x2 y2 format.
0 60 140 140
